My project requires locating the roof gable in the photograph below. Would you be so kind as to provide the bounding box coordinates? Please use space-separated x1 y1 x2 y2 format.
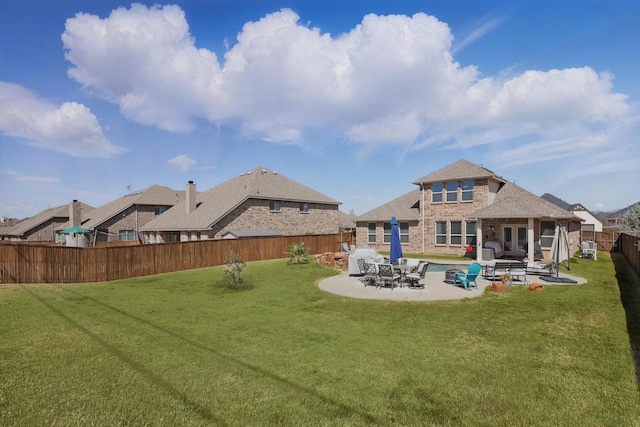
81 185 182 229
1 203 94 236
473 183 578 220
142 167 340 231
356 189 421 222
413 159 506 185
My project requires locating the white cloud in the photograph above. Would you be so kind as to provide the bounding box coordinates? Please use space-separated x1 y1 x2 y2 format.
60 5 638 173
62 4 224 132
167 154 196 172
0 81 124 157
452 13 506 54
1 169 59 184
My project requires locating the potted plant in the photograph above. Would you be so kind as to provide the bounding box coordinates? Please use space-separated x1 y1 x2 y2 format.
500 273 512 288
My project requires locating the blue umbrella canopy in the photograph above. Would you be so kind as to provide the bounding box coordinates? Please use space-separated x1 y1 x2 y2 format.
61 225 89 234
389 217 403 264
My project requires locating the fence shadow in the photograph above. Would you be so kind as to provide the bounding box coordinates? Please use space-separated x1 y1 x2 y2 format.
28 285 378 424
612 252 640 391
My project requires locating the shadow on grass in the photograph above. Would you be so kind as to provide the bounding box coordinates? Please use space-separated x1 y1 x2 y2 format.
612 253 640 392
21 285 378 424
19 285 226 425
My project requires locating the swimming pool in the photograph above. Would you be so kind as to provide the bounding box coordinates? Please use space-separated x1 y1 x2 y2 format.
425 262 470 273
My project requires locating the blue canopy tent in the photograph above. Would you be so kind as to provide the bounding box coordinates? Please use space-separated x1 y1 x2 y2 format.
60 225 89 234
389 217 403 264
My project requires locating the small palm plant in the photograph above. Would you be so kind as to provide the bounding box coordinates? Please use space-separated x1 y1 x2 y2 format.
223 252 248 289
286 242 310 264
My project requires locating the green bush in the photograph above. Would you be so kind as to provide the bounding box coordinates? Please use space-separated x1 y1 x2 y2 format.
222 252 251 290
286 242 310 264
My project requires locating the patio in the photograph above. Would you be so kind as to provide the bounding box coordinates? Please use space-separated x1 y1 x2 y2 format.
318 268 586 301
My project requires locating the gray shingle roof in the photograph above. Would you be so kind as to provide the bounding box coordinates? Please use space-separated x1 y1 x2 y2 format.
472 183 578 220
2 203 94 237
141 167 340 231
413 159 506 185
222 229 283 238
356 189 421 222
80 185 182 230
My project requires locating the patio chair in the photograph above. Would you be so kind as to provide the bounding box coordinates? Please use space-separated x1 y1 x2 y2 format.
405 261 428 289
376 264 400 289
357 258 373 286
453 262 482 290
360 260 378 287
526 261 556 276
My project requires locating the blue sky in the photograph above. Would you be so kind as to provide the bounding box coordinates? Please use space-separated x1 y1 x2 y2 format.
1 0 639 220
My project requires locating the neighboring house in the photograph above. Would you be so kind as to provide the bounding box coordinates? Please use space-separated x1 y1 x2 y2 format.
0 201 93 242
339 210 357 247
221 229 283 239
77 185 183 243
356 159 581 261
541 193 602 233
598 202 640 228
141 167 341 243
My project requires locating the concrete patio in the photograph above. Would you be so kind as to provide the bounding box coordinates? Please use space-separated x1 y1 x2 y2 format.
318 269 586 301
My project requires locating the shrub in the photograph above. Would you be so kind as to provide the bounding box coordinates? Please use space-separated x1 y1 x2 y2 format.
286 242 310 264
222 252 251 290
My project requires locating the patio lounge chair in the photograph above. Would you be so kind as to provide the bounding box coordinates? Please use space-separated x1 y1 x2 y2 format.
453 262 481 290
405 261 428 289
526 261 556 276
376 264 400 289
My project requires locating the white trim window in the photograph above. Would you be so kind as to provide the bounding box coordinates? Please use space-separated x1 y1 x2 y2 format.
435 221 447 245
400 221 409 243
540 220 556 248
446 181 458 202
461 180 473 201
450 221 462 245
299 203 309 213
368 223 376 243
119 230 135 241
431 183 443 203
383 222 391 243
465 221 476 245
269 201 281 212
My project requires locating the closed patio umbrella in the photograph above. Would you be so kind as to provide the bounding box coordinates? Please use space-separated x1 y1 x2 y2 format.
550 225 570 277
389 217 403 264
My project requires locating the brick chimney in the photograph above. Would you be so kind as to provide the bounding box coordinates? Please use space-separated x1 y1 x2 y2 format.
186 181 196 213
69 199 81 226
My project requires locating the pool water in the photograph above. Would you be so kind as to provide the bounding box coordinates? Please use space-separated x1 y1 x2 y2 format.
426 263 470 273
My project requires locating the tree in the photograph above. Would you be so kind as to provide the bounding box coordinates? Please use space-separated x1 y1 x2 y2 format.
623 204 640 232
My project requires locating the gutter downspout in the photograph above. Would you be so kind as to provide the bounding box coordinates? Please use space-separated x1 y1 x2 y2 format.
421 184 425 254
476 219 483 262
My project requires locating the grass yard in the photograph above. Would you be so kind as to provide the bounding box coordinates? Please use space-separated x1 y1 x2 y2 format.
1 252 639 426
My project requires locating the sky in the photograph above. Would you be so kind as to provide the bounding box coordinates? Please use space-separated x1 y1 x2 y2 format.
1 0 639 220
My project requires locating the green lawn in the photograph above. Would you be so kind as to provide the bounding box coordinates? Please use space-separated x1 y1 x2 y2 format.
1 252 639 426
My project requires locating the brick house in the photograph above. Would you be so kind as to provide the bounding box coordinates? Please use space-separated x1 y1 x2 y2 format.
356 159 581 261
541 193 603 233
76 185 183 243
0 201 93 242
140 167 341 243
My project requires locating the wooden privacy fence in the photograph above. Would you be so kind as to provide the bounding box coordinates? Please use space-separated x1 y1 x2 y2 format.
0 234 344 284
580 230 621 252
619 232 640 277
